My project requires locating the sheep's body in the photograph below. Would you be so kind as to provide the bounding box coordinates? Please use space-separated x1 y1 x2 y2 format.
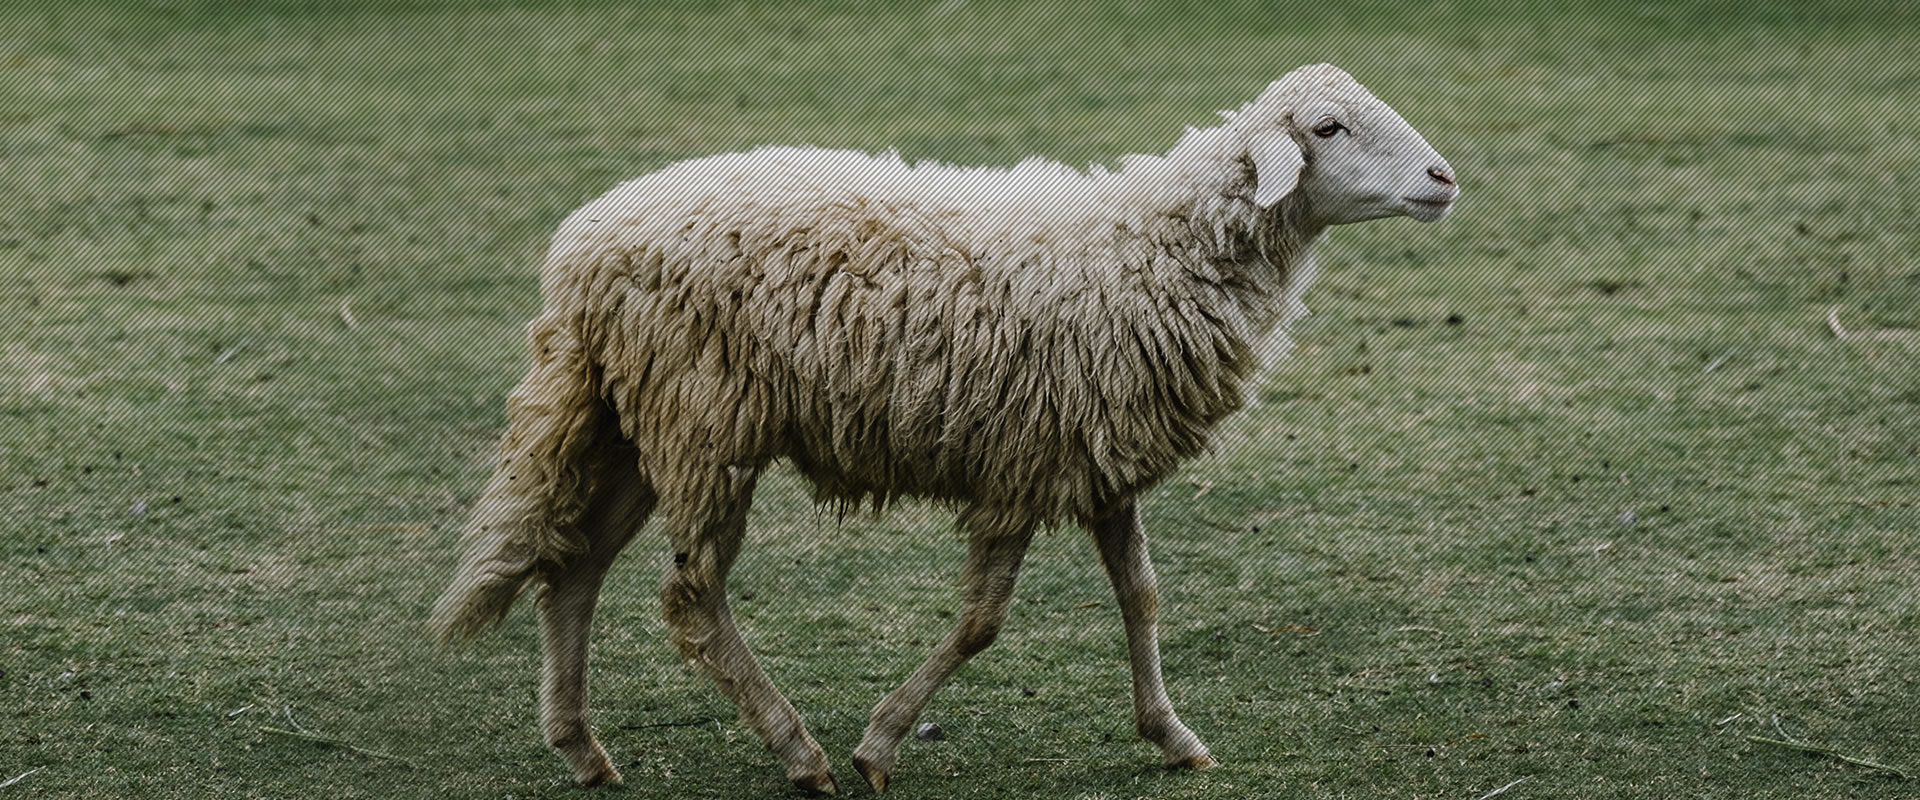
542 138 1313 532
432 63 1457 794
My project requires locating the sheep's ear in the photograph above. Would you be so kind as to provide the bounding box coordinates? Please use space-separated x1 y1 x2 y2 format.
1248 132 1304 207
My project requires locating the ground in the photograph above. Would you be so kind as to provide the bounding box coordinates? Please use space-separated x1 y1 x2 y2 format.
2 1 1916 798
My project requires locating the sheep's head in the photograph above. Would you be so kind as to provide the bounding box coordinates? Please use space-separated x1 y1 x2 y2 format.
1234 64 1457 226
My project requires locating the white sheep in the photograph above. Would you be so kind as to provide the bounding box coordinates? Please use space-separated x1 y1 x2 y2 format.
430 62 1458 794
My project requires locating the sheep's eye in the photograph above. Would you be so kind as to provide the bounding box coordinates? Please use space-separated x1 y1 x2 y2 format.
1312 120 1348 139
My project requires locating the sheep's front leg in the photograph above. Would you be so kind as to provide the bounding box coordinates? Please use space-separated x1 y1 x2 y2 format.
659 467 836 795
853 511 1036 793
537 464 655 786
1091 504 1216 769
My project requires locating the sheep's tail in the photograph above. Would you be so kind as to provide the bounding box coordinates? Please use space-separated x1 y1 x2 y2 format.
429 314 610 643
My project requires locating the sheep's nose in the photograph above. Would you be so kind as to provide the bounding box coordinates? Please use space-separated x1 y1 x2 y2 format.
1427 166 1456 187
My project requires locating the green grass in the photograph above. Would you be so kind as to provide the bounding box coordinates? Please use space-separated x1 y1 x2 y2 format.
4 1 1917 798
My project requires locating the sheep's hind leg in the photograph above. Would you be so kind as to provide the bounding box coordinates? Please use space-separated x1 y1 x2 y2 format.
853 508 1036 793
1091 504 1216 769
659 466 836 795
537 459 655 786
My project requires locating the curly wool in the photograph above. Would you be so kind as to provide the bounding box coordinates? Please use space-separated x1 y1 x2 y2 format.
431 70 1356 638
563 139 1314 516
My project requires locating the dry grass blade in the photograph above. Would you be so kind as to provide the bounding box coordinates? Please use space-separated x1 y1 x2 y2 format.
1747 735 1910 779
1474 776 1529 800
0 767 47 790
1827 306 1920 341
260 726 419 769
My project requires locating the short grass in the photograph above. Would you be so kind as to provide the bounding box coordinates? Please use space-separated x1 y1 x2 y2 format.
4 1 1917 798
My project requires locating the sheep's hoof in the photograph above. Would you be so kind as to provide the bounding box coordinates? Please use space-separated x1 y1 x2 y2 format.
792 770 839 796
1165 752 1219 770
576 764 623 787
852 755 889 794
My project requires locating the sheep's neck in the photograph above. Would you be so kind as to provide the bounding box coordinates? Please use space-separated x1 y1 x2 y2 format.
1201 196 1326 339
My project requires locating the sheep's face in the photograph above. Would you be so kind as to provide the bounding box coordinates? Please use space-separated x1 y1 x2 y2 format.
1243 65 1458 227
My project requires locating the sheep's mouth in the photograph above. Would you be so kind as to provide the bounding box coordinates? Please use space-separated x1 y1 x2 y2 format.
1400 195 1454 222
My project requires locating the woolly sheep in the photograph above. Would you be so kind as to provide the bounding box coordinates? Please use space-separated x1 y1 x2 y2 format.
430 62 1458 794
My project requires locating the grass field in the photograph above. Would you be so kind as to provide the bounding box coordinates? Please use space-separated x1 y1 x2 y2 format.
4 1 1918 798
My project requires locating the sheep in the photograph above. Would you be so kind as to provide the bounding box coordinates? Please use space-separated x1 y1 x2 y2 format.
429 62 1458 794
